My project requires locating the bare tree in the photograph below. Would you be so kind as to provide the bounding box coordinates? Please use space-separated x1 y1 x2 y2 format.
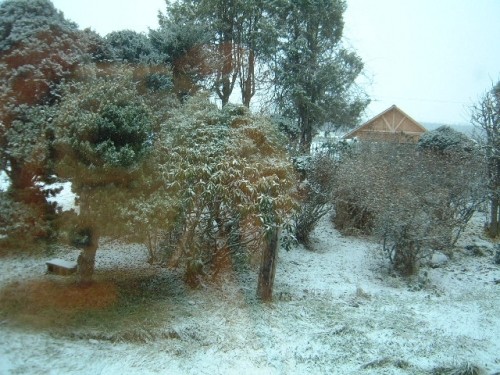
471 81 500 236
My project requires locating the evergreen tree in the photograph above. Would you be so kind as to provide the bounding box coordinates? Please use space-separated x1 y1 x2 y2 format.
52 67 155 284
159 0 369 151
0 0 96 240
270 0 368 153
150 6 213 100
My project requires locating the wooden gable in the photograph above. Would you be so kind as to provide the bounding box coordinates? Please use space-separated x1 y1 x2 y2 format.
344 105 426 143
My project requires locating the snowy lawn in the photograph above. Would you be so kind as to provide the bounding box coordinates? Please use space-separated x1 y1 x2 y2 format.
0 214 499 374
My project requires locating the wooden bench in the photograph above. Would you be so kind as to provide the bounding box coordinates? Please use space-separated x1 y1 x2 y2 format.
46 258 77 276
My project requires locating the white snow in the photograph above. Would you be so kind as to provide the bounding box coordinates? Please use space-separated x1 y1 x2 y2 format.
0 170 9 192
44 181 79 213
0 214 499 374
0 174 79 213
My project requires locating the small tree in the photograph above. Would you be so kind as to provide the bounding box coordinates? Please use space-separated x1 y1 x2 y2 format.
471 81 500 237
52 67 155 284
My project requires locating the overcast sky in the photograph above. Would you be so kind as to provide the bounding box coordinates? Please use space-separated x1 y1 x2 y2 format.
51 0 500 125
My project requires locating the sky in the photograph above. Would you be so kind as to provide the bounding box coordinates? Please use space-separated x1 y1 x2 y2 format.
50 0 500 125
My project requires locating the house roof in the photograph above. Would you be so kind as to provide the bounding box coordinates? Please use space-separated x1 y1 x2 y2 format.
343 105 427 140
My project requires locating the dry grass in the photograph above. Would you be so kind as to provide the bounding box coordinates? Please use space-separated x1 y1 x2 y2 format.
0 269 186 337
13 279 117 311
0 277 116 328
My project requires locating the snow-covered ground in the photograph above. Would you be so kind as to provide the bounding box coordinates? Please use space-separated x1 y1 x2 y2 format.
0 213 499 374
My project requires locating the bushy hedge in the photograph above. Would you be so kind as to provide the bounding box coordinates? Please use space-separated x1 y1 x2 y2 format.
334 142 485 276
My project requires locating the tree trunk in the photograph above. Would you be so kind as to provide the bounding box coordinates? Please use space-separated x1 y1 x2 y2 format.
77 225 99 285
257 226 280 302
217 28 236 106
489 197 500 237
299 112 313 154
241 48 255 108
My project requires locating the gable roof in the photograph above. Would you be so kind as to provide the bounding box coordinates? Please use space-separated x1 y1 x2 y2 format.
343 105 427 142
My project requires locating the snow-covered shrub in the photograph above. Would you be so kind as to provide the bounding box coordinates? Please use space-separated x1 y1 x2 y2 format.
418 125 475 154
333 198 374 235
156 96 296 286
292 138 356 246
334 142 485 276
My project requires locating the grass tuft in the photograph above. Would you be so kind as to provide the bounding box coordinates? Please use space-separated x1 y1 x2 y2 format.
431 362 485 375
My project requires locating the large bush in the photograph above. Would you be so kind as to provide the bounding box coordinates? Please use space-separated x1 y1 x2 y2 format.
334 142 485 276
150 96 296 285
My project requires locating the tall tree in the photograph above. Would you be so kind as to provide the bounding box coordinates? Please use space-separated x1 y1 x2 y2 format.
234 0 274 107
471 81 500 236
270 0 368 153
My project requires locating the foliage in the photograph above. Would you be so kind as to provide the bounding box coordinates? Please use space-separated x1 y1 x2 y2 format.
0 190 55 246
0 104 60 243
159 0 273 107
106 30 157 63
3 105 55 186
0 0 78 50
154 95 296 285
0 0 91 117
293 138 357 246
334 142 485 276
53 67 154 183
49 65 159 282
418 125 475 154
149 8 214 100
